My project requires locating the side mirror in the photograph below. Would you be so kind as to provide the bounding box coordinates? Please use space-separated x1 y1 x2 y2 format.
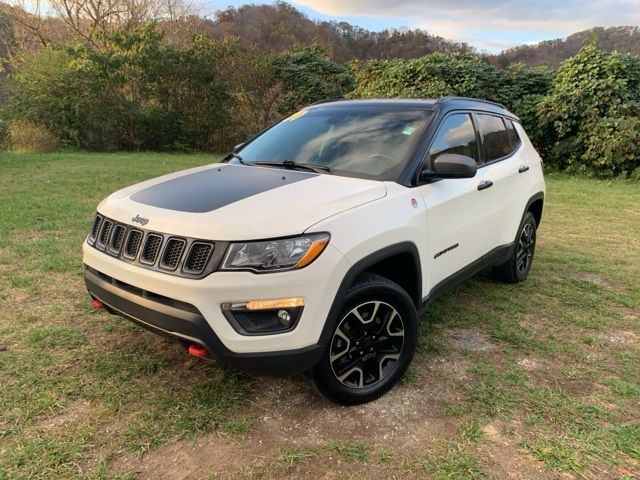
233 142 244 151
419 153 477 181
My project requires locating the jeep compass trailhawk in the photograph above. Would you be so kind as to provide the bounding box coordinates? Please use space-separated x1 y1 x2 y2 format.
84 97 545 404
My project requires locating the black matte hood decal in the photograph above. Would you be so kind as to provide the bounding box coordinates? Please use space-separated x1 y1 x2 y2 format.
130 164 316 213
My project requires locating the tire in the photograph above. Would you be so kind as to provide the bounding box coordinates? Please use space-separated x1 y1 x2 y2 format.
309 273 418 405
493 211 537 284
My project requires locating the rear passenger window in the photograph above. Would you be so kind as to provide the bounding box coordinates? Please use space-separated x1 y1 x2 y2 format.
505 119 521 150
476 114 511 162
429 114 479 165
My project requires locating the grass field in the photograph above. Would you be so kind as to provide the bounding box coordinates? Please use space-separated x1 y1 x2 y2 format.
0 152 638 480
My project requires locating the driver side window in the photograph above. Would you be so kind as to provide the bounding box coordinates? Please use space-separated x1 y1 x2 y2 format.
429 114 480 165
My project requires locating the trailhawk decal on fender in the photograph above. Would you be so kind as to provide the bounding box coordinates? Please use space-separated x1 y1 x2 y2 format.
130 164 317 213
434 243 459 259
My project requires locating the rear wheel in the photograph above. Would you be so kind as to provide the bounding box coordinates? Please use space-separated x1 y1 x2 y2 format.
493 211 537 283
309 273 418 405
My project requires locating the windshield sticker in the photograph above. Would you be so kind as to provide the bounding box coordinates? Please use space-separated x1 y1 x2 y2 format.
285 109 309 122
402 125 417 135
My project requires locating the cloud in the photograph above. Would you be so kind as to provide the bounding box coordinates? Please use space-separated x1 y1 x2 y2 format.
293 0 640 52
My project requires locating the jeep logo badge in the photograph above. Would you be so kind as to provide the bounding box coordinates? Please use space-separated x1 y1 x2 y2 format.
131 214 149 226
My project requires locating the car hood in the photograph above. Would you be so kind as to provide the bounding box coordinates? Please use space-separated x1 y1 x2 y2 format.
97 163 387 240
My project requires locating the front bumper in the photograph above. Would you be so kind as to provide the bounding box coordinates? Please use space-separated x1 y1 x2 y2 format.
82 240 350 374
85 266 324 375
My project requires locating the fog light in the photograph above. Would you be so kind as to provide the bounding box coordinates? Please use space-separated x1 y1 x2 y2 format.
221 299 304 335
277 309 291 326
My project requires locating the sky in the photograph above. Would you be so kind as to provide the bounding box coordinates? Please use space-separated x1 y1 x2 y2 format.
204 0 640 53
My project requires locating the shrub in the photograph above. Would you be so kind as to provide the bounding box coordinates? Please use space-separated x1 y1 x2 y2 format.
272 42 355 115
495 64 555 151
8 119 59 152
539 41 640 176
4 26 232 151
349 52 501 100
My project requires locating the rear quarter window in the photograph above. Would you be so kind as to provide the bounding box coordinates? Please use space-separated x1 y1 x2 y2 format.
505 119 522 150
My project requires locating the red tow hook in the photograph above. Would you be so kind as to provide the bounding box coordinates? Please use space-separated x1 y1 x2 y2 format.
188 344 209 358
92 299 104 310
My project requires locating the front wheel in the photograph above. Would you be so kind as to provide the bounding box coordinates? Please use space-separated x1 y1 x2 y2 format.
493 211 537 283
309 273 418 405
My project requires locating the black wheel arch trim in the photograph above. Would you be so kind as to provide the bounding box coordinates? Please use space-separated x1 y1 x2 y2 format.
320 242 422 344
524 191 545 227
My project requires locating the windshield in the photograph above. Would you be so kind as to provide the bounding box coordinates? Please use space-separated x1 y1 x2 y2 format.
235 106 432 181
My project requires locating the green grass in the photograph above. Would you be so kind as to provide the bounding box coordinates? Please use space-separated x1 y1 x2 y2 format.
328 440 371 462
0 152 639 479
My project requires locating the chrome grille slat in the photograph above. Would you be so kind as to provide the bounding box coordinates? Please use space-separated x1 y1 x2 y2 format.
97 220 113 248
123 229 143 259
140 234 163 265
89 215 103 243
160 238 186 270
109 225 126 254
184 242 213 274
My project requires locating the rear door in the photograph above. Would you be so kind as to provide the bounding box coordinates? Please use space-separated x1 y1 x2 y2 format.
417 112 496 293
472 113 527 250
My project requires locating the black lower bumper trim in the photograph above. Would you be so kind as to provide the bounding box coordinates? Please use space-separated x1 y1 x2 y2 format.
84 266 324 375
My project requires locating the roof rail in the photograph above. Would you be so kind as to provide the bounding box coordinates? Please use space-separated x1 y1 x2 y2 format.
437 96 506 109
308 98 342 106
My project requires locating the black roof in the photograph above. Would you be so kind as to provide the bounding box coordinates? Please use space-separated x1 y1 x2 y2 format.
308 97 518 120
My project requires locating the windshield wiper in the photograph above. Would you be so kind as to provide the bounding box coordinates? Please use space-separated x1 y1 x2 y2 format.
254 160 332 174
228 151 249 165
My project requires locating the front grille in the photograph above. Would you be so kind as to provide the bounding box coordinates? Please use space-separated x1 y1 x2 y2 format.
97 220 113 248
140 234 163 265
109 225 126 254
123 229 143 259
184 242 213 274
89 215 103 243
87 214 221 278
160 238 186 270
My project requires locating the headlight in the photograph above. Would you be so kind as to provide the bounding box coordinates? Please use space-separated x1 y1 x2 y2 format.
221 233 330 272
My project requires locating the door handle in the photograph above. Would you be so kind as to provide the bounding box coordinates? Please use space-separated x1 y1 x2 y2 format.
477 180 493 191
518 165 530 173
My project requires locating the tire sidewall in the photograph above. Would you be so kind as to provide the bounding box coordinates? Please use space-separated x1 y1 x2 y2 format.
312 277 418 404
515 212 537 281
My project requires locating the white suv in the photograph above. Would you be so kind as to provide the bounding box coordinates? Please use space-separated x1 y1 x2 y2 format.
84 97 545 404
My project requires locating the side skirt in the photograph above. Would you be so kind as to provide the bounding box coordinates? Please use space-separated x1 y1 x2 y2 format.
419 242 515 311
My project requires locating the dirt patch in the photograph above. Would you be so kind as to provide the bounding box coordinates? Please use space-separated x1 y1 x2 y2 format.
476 422 565 480
429 356 471 381
518 357 542 371
449 329 496 352
37 399 93 433
116 373 461 479
600 330 639 345
574 272 607 287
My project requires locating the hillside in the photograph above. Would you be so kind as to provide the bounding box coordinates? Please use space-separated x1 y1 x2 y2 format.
199 3 471 62
491 26 640 67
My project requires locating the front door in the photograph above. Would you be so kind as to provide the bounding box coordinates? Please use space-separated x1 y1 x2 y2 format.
417 112 495 294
